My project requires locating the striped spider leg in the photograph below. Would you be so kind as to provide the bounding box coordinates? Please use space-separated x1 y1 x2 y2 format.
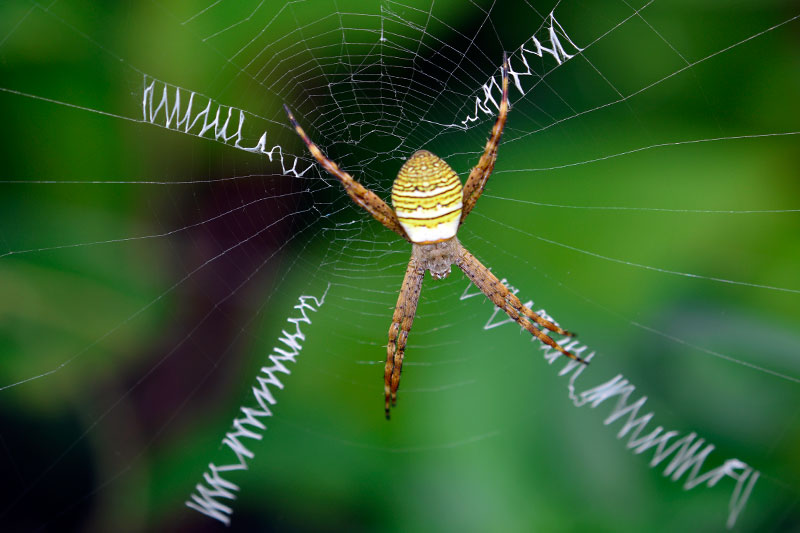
283 104 410 242
284 53 586 419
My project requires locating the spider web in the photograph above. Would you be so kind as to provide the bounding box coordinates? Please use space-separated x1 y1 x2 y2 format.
1 0 799 530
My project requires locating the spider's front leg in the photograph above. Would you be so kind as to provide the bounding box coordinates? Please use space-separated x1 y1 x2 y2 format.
456 244 587 364
385 256 425 419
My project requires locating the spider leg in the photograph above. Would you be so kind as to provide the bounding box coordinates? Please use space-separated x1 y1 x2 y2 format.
455 244 587 364
385 256 425 419
283 105 410 241
460 52 510 224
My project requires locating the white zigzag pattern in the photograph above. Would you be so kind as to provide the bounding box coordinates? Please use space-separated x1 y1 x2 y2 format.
142 76 313 178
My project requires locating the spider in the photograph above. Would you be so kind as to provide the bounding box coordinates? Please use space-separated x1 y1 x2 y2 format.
284 53 586 418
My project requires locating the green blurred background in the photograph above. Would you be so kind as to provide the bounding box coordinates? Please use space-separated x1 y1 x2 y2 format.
1 1 798 531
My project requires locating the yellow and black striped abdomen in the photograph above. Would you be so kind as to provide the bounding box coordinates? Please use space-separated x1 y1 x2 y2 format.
391 150 463 244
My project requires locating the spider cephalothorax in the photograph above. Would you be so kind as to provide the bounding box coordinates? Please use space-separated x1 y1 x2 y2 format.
284 53 586 418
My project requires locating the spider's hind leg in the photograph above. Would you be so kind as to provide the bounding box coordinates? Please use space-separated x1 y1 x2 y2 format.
460 52 510 223
282 104 410 241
